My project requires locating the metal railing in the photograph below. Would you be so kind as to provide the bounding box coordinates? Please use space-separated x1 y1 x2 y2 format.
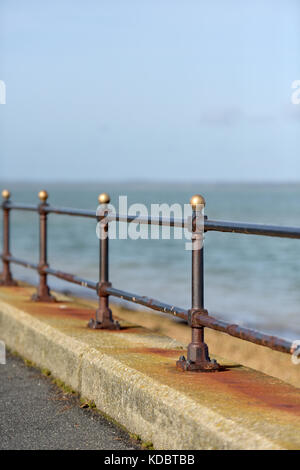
0 189 299 372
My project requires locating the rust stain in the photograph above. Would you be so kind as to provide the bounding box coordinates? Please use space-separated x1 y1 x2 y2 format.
171 367 300 416
6 287 95 321
118 326 150 334
27 304 94 320
112 345 300 417
127 347 180 358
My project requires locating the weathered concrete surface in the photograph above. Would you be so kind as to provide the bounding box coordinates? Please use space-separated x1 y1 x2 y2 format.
79 296 300 389
1 285 300 450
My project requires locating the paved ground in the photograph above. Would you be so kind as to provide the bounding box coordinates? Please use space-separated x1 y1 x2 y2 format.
0 353 140 450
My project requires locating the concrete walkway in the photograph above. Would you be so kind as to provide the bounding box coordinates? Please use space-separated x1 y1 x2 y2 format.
0 353 139 450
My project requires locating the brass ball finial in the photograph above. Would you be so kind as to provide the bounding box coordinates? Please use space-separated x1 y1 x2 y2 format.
98 192 110 204
190 194 206 209
2 189 10 200
38 190 48 202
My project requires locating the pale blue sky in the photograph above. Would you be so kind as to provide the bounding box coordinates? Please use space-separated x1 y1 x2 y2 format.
0 0 299 182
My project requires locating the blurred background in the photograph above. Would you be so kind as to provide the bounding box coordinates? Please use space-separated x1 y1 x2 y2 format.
0 1 300 339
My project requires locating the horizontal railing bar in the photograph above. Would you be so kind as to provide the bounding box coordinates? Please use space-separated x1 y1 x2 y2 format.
3 255 39 270
4 202 300 239
44 267 97 290
1 255 97 289
107 215 300 239
104 285 189 321
106 214 300 239
194 312 293 355
205 220 300 239
4 203 96 219
108 213 186 228
5 203 38 212
104 285 293 354
45 206 97 219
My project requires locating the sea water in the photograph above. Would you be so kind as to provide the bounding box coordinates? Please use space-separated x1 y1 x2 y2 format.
2 182 300 341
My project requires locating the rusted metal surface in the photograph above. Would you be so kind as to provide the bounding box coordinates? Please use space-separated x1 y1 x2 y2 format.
3 252 293 355
0 190 298 363
31 194 55 302
3 255 39 271
88 198 120 330
0 264 296 354
0 195 17 286
193 312 293 354
177 205 221 372
103 285 188 321
101 285 295 355
44 266 97 290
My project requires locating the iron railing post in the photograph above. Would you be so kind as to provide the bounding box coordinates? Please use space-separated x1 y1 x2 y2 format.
31 190 55 302
0 189 17 286
177 194 220 372
88 192 120 329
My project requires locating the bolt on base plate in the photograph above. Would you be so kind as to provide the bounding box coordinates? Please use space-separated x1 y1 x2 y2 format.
176 355 221 372
87 318 120 330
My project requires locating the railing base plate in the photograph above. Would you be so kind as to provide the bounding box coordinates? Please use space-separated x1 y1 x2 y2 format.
31 293 56 303
87 318 120 330
176 355 221 372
